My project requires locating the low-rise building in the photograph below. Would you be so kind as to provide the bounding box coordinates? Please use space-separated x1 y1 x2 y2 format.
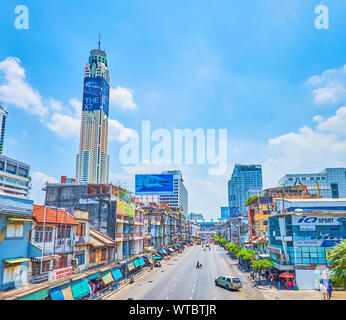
29 205 79 281
0 193 33 291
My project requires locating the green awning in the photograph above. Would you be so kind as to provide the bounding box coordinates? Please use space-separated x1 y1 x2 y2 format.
133 258 140 268
111 267 123 281
18 288 49 300
7 218 32 223
139 258 145 266
87 272 100 280
4 258 29 265
71 279 90 300
153 256 162 260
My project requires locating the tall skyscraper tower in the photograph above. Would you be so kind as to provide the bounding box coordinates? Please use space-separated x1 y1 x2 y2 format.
75 38 110 184
0 103 8 155
228 164 262 216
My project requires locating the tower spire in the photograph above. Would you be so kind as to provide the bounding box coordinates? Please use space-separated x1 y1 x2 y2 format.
98 34 101 50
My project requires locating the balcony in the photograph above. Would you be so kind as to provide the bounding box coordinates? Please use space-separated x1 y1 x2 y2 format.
74 235 90 245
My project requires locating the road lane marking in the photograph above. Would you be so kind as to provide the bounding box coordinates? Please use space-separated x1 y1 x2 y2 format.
238 291 244 300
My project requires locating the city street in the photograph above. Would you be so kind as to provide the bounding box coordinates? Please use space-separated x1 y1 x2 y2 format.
106 244 265 300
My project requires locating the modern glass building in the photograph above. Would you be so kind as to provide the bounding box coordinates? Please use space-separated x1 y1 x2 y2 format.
278 168 346 198
159 170 188 215
228 164 263 216
75 38 110 184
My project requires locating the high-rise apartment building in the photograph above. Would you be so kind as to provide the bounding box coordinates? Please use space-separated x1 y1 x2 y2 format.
0 103 8 155
0 155 31 197
75 39 110 184
160 170 188 215
279 168 346 198
228 164 262 216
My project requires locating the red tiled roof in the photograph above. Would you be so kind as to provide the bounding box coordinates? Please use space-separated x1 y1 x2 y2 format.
33 205 78 225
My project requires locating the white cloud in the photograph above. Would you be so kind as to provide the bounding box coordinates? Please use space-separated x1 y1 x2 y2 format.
110 86 138 110
307 65 346 105
263 125 346 187
46 112 81 139
47 98 64 112
0 57 48 116
314 106 346 136
32 171 59 184
69 98 82 118
109 119 137 142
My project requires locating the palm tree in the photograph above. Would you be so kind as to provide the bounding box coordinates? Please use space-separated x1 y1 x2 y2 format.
329 240 346 289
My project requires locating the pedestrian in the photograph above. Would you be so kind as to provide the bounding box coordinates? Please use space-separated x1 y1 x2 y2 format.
320 280 329 300
269 276 273 289
287 280 293 290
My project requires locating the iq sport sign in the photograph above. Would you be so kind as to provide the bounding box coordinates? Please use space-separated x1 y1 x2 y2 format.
292 215 346 247
135 174 174 196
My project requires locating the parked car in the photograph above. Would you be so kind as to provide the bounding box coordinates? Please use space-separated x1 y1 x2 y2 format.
214 276 242 291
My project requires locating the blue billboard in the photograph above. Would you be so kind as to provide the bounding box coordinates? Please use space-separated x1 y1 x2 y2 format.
82 77 109 116
221 207 230 220
135 174 174 195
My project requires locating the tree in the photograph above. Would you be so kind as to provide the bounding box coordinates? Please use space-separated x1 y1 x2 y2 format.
250 259 273 283
328 240 346 289
245 196 259 206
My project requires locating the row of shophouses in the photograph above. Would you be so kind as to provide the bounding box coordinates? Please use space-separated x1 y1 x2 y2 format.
218 185 346 290
0 182 191 298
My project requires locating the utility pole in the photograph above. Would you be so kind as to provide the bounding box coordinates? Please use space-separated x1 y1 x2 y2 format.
40 205 47 274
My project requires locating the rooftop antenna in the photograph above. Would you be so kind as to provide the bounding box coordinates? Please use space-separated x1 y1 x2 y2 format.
98 33 101 50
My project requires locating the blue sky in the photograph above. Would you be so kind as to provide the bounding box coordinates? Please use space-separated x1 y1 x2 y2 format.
1 1 346 218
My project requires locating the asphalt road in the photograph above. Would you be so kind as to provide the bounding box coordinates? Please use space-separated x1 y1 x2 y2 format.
106 244 265 300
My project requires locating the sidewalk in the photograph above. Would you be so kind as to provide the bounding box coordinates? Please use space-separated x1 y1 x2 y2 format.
224 250 321 300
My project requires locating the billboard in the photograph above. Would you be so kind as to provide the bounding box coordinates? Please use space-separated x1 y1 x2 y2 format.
135 174 174 195
119 188 131 201
82 77 109 116
292 215 346 247
221 207 230 220
116 201 135 218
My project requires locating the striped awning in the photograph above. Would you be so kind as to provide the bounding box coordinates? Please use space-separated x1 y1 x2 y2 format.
4 258 29 265
102 271 114 285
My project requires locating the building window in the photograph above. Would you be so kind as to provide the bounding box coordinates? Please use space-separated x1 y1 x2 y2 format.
89 250 96 263
34 227 43 242
3 265 20 284
76 223 86 236
75 252 85 266
57 225 71 238
101 248 107 261
6 223 24 238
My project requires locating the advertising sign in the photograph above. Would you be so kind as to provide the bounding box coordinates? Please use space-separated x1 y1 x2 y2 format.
116 201 135 218
135 174 174 195
221 207 230 220
48 267 73 281
292 216 342 226
119 188 131 201
82 77 109 116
